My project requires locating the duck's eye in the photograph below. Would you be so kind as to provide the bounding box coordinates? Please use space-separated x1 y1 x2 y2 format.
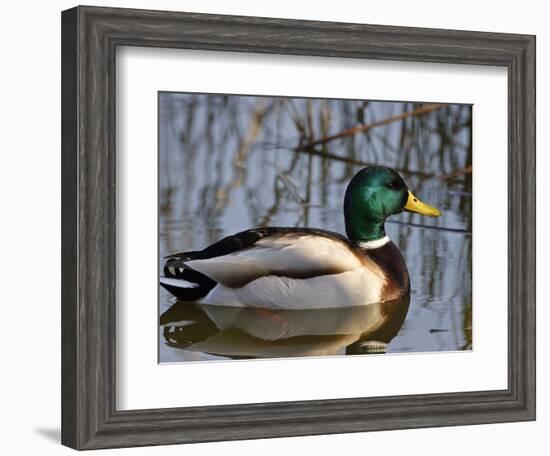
386 181 400 190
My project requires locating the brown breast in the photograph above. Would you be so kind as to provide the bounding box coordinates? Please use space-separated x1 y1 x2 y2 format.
357 241 410 302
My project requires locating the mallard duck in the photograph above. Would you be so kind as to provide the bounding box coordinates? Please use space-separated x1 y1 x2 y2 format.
160 166 441 309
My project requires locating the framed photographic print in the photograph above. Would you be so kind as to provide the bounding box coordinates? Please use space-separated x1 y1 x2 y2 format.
61 5 535 450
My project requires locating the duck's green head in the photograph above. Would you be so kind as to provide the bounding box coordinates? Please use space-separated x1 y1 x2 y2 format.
344 166 441 243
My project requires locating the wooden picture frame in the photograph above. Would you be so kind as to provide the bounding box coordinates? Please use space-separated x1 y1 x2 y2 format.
61 5 536 450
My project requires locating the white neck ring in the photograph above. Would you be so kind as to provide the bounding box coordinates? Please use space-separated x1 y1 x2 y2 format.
357 236 390 250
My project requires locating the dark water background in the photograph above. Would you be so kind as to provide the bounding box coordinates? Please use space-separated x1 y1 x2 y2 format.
158 93 472 363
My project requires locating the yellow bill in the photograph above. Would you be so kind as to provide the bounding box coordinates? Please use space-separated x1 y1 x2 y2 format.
404 191 441 217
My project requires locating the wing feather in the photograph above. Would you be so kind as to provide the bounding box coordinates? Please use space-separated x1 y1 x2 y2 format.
185 233 362 288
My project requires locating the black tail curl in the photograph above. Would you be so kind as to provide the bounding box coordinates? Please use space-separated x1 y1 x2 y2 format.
160 258 217 301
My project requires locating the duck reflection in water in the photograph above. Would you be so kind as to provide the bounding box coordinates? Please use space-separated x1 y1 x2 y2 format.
161 295 410 359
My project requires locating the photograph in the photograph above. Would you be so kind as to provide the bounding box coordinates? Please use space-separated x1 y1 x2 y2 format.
158 93 473 363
